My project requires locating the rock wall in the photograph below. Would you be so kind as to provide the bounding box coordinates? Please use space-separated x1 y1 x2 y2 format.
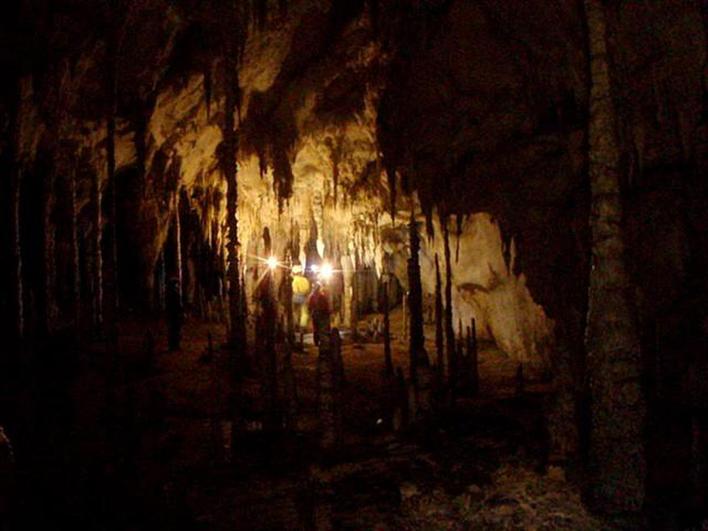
384 212 553 364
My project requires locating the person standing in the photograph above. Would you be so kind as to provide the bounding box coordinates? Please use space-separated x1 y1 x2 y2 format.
308 282 331 347
291 264 311 334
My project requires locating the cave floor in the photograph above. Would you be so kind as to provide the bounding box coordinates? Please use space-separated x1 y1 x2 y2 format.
3 313 602 530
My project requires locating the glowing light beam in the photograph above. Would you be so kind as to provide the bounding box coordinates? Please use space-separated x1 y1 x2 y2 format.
320 261 333 281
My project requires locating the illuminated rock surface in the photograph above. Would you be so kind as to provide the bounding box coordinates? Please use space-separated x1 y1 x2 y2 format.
1 0 706 528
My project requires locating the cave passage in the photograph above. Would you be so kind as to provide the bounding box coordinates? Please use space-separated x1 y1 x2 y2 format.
1 0 707 529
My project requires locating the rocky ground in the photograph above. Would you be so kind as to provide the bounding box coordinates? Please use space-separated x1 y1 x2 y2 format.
3 311 601 530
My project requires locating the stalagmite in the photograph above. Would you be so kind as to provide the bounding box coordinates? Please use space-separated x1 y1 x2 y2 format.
106 23 119 322
434 254 444 384
9 165 23 341
382 275 393 378
92 168 103 333
222 0 244 355
407 211 428 384
41 168 56 335
401 292 407 341
172 192 183 298
223 0 247 454
441 214 456 392
584 0 645 514
469 318 479 396
9 77 24 341
238 269 248 363
68 165 81 332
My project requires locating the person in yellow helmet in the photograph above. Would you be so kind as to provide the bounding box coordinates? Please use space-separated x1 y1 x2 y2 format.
291 264 311 334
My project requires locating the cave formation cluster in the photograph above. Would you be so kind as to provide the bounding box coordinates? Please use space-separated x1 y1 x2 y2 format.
1 0 706 524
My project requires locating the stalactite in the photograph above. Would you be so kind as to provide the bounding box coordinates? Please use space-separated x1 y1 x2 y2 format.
421 203 434 240
312 191 325 258
386 166 396 223
584 0 645 514
434 254 444 383
328 137 342 208
262 226 271 256
407 211 428 384
455 213 463 263
441 213 456 392
273 147 294 211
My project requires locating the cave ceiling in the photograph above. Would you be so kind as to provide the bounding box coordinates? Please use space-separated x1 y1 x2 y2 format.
2 0 705 361
6 0 704 222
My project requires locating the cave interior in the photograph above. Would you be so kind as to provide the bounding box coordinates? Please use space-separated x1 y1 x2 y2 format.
0 0 707 529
